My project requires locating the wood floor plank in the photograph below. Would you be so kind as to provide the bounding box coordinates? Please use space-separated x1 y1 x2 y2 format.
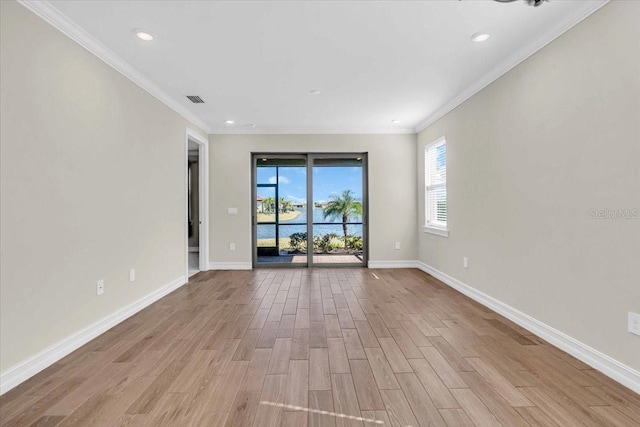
439 409 476 427
285 360 309 408
291 328 310 360
256 321 279 348
396 372 447 427
388 328 423 359
268 338 292 375
342 329 367 360
365 314 392 338
203 361 249 413
296 308 310 329
310 322 328 348
349 360 385 411
277 314 296 338
408 358 459 409
459 371 531 426
353 321 379 348
4 268 637 427
379 389 419 427
450 388 502 427
331 374 363 427
327 338 351 374
398 320 433 347
309 348 332 391
283 411 309 427
232 329 261 361
420 346 467 389
466 358 533 407
240 348 272 392
364 348 400 390
378 337 412 373
197 411 228 426
360 410 391 426
590 405 637 427
224 391 260 427
309 390 336 427
253 374 288 427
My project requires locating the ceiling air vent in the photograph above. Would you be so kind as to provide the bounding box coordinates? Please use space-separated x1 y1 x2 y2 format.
186 95 205 104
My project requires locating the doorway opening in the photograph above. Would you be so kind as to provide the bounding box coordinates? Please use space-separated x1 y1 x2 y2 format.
185 129 209 279
252 153 368 268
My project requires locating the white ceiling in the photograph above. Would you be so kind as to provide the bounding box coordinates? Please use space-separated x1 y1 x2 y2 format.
40 0 606 134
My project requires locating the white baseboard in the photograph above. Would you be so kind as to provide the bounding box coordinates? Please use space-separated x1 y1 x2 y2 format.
209 262 252 270
415 261 640 394
0 275 187 395
368 260 419 269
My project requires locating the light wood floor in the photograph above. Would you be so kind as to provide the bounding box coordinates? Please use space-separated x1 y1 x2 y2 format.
1 268 639 426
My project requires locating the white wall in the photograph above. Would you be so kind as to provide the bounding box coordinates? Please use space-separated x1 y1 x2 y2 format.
417 1 639 371
208 134 417 266
0 1 206 375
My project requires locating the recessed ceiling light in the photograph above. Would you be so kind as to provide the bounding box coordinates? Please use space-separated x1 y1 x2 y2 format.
471 32 491 43
135 30 154 41
225 120 235 124
391 119 401 124
309 89 321 95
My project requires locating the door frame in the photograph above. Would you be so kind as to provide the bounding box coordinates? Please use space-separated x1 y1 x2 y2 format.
251 152 368 268
185 128 210 280
308 153 369 268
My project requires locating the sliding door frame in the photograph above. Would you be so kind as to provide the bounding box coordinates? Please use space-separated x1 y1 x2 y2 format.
252 152 368 268
307 153 368 268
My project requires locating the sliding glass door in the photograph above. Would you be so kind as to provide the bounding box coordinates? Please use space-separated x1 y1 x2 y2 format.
310 156 366 265
252 153 367 267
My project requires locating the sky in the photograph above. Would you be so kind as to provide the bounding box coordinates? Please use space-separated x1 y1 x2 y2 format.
257 166 363 203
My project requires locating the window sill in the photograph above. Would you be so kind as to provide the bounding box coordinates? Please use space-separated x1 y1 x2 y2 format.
423 225 449 237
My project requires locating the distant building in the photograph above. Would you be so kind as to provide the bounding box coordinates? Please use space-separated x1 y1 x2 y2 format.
256 195 264 213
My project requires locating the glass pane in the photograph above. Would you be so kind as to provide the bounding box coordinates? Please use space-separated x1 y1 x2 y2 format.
256 159 307 264
312 157 364 265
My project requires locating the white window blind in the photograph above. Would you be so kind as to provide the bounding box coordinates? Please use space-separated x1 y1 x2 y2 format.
425 138 447 229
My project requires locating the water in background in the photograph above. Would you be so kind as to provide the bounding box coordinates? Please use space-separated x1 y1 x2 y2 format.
257 208 362 239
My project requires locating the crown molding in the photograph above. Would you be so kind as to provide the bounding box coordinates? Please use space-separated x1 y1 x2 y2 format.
17 0 211 134
208 127 417 135
414 0 610 133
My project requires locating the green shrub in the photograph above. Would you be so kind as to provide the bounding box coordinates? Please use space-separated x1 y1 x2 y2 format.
346 234 363 251
316 233 339 253
288 232 307 252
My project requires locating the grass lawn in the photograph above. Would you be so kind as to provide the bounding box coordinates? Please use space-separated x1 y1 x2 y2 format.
257 238 292 250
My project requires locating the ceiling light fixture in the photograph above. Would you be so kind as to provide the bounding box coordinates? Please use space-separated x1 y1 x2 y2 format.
225 120 235 124
391 119 401 124
135 30 154 41
309 89 321 95
471 33 491 43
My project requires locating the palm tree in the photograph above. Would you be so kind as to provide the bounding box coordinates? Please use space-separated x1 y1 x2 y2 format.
262 196 275 214
322 190 362 248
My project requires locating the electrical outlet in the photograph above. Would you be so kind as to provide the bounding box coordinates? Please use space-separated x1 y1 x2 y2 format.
129 268 135 282
629 312 640 336
97 280 104 296
463 257 468 268
229 243 236 251
395 241 400 250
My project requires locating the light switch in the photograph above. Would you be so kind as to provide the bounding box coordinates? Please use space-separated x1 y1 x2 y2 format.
228 207 238 215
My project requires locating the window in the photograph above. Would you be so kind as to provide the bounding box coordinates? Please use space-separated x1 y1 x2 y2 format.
425 137 448 236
